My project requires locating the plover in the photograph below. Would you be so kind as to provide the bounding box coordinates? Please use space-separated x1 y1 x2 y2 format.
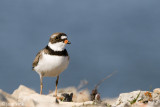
32 32 71 96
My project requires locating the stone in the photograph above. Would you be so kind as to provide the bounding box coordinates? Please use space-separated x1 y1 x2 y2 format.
50 87 90 102
11 85 93 107
12 85 36 99
153 88 160 94
73 89 90 102
114 90 147 107
1 85 160 107
0 89 20 107
114 90 160 107
12 85 57 107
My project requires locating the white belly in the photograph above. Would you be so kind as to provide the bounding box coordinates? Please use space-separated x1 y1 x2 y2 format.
34 53 69 77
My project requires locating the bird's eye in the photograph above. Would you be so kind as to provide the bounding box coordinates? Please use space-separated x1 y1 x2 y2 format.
55 37 59 40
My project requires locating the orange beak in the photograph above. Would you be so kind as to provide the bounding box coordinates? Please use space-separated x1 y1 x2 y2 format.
64 40 71 44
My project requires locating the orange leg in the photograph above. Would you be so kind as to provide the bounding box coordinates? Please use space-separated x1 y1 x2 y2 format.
54 75 59 97
40 75 43 94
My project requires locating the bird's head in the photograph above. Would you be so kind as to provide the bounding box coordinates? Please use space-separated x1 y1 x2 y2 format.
48 32 71 51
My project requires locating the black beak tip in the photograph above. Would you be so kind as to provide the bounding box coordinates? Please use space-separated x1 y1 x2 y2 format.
67 41 71 44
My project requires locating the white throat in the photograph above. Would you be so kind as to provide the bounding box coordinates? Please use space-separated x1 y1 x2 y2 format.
48 42 66 51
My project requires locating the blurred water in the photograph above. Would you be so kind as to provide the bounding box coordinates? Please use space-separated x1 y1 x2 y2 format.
0 0 160 98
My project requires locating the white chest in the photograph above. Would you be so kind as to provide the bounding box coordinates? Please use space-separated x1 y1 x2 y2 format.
35 52 69 77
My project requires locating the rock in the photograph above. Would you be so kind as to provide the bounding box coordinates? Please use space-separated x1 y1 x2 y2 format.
153 88 160 94
12 85 36 99
51 87 90 102
114 90 148 107
103 98 118 106
23 99 36 107
11 85 92 107
152 88 160 106
114 90 160 107
1 85 160 107
12 85 58 107
0 89 21 107
12 85 38 106
74 89 90 102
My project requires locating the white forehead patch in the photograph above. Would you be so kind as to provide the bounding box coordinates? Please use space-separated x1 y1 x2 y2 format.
51 35 56 38
61 35 67 39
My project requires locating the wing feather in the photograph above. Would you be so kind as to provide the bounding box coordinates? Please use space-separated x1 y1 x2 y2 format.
32 50 43 70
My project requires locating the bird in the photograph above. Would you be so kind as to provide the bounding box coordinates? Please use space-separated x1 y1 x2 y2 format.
32 32 71 97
